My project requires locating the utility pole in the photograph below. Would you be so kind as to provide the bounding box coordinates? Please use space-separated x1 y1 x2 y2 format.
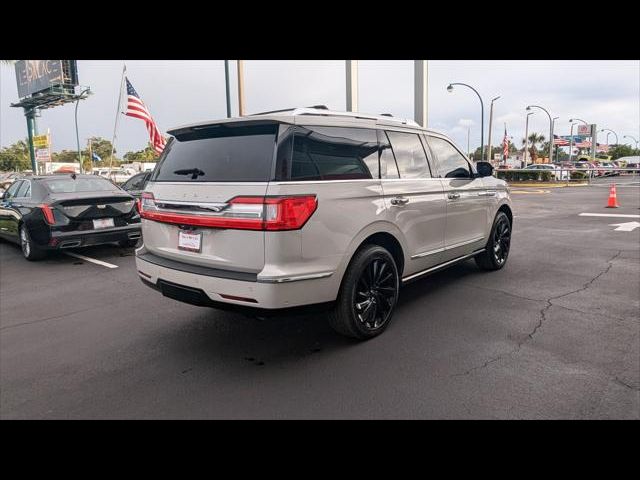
487 96 500 161
237 60 246 116
414 60 428 127
346 60 358 112
224 60 232 118
24 108 37 172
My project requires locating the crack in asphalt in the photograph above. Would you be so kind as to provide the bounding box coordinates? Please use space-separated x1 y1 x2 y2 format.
613 376 640 392
453 250 624 377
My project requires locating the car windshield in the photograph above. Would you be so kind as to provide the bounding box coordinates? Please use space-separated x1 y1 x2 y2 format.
43 177 118 193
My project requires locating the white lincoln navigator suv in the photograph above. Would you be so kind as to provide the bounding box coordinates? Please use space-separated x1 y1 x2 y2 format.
135 106 513 339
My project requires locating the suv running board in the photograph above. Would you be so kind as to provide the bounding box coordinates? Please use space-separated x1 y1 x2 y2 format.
402 249 485 284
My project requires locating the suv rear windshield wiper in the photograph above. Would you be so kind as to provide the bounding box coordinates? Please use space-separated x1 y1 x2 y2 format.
173 168 205 180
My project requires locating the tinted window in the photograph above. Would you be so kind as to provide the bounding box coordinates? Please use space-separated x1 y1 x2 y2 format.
152 124 278 182
4 181 22 199
123 173 147 191
290 126 378 181
427 136 471 178
16 180 30 197
43 177 119 193
378 130 399 179
386 131 431 178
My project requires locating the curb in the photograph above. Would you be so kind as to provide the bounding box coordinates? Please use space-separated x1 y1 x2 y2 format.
506 182 589 188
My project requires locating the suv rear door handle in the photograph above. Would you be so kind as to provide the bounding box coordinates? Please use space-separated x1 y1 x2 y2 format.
390 196 409 206
447 192 460 200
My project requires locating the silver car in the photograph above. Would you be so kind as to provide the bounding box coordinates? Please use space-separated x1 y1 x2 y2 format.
135 107 513 339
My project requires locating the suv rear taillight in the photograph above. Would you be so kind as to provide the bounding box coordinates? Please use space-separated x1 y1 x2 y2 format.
139 193 317 231
39 204 56 225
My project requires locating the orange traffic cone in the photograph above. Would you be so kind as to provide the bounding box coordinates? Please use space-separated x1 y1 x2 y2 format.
606 184 619 208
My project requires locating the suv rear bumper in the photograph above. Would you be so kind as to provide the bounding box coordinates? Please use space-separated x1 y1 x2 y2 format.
135 251 338 310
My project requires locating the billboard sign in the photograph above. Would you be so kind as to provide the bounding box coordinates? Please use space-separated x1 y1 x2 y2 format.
15 60 65 98
35 148 51 162
577 124 595 137
33 134 49 149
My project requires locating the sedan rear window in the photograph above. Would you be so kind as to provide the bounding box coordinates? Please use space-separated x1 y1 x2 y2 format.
152 124 278 182
43 177 118 193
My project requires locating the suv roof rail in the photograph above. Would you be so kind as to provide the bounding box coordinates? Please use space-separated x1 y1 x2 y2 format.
246 106 421 127
249 105 329 116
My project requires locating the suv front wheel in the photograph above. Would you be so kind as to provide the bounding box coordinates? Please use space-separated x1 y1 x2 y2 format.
328 244 400 340
475 211 511 271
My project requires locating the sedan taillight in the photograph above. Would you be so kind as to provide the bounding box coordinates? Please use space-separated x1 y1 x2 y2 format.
39 204 56 225
139 193 317 231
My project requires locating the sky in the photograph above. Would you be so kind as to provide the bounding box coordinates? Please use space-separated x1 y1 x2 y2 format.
1 60 638 157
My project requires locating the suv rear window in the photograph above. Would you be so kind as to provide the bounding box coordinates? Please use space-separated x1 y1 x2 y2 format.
152 124 278 182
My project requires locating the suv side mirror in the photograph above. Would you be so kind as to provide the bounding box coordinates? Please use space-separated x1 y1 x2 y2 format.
476 161 494 177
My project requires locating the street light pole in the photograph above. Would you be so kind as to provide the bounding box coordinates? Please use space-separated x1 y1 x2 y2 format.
568 121 580 163
448 83 484 161
74 88 91 174
523 112 534 167
527 105 554 164
467 126 471 157
486 96 500 162
600 128 618 146
552 116 559 162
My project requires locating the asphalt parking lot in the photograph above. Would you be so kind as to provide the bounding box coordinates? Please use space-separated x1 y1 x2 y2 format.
1 177 638 419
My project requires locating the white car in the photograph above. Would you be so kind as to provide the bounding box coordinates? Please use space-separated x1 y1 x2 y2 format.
525 164 570 180
93 168 136 184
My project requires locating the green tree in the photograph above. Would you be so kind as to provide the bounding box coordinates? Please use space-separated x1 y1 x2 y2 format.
0 140 31 171
123 143 159 163
607 144 640 160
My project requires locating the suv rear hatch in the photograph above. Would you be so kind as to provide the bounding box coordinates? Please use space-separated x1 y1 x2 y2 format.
140 122 281 274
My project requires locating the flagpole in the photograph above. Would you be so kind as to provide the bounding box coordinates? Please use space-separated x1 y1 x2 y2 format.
109 63 127 178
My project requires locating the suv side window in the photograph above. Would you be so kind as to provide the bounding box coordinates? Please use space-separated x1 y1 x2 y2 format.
16 180 31 198
291 126 379 181
124 173 147 190
378 130 400 179
427 136 472 178
385 131 431 179
4 181 22 200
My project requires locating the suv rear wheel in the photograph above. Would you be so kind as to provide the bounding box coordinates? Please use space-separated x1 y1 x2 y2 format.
475 211 511 271
328 244 400 340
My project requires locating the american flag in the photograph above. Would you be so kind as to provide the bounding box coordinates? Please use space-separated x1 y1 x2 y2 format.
553 135 569 146
125 77 166 154
502 126 509 160
574 140 592 148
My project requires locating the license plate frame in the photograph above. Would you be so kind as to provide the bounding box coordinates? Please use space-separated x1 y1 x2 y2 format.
178 230 202 253
93 218 115 229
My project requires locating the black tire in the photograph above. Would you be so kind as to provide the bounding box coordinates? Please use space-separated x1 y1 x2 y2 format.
19 224 46 261
118 238 139 248
475 211 511 271
328 244 400 340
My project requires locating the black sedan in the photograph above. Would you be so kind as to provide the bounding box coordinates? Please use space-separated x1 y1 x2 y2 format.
0 174 141 260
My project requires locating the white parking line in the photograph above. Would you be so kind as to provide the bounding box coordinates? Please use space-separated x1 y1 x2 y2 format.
64 252 119 269
579 213 640 218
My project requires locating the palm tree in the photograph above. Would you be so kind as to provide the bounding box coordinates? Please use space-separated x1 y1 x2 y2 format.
522 133 546 163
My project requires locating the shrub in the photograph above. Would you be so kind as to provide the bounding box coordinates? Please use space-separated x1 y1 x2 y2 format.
495 170 553 182
570 170 588 180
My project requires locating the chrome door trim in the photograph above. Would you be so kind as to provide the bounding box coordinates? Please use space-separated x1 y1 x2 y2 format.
403 249 485 283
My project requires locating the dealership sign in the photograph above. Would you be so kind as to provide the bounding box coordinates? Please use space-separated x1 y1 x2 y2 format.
15 60 65 98
577 124 595 137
